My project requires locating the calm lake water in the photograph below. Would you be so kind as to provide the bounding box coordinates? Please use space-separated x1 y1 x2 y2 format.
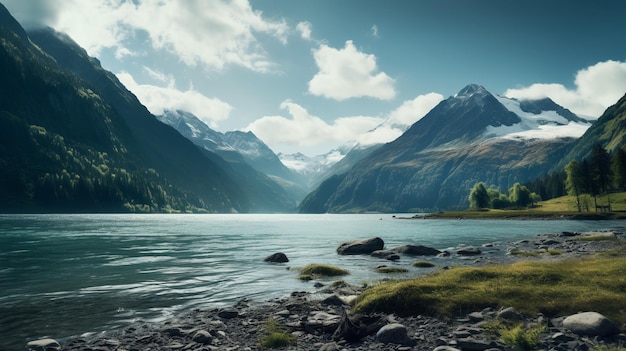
0 214 622 350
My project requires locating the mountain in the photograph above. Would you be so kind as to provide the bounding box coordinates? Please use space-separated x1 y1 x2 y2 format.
299 84 588 213
557 92 626 168
0 4 289 213
156 109 303 206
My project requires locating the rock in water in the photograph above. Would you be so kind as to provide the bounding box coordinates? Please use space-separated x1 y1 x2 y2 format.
393 244 441 256
457 247 481 256
337 237 384 255
563 312 618 337
264 252 289 262
26 338 60 351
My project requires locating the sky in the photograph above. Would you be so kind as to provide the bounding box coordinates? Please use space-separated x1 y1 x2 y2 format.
4 0 626 156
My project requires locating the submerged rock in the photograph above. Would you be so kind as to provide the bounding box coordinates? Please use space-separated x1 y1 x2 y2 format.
393 244 441 256
264 252 289 263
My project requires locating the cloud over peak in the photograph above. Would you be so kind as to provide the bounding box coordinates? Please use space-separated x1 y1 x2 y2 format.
505 60 626 119
308 40 396 101
117 71 232 128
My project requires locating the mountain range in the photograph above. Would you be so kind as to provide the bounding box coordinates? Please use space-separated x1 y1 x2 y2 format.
1 3 626 214
298 84 596 213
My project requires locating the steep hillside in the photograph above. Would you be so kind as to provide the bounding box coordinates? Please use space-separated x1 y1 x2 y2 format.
157 109 300 209
299 84 584 213
0 4 277 213
557 92 626 168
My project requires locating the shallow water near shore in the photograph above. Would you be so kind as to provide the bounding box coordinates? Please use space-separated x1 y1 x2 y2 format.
0 213 623 350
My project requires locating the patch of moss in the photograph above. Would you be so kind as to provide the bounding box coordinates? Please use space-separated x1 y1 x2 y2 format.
297 264 349 281
353 257 626 325
412 261 435 268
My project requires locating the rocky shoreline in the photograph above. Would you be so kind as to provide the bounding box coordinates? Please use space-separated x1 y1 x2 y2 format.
26 230 626 351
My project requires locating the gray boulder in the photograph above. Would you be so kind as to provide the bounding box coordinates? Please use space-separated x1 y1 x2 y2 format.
376 323 415 346
393 244 441 256
337 237 384 255
562 311 619 337
264 252 289 263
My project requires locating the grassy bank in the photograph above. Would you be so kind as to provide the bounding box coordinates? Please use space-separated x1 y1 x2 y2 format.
353 256 626 325
420 192 626 219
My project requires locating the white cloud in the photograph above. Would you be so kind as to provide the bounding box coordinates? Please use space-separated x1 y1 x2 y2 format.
246 92 442 154
296 21 312 41
116 71 232 128
371 25 379 38
244 100 385 153
308 40 396 101
387 93 444 126
505 60 626 119
6 0 288 73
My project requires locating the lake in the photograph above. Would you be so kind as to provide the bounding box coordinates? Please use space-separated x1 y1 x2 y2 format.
0 214 622 350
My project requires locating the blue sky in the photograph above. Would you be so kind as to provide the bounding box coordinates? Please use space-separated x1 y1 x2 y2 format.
4 0 626 155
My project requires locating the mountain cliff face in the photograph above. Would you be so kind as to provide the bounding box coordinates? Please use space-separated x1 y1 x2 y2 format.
299 84 585 213
0 4 289 213
557 92 626 169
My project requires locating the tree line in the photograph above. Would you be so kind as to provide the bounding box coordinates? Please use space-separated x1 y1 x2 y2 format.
469 144 626 211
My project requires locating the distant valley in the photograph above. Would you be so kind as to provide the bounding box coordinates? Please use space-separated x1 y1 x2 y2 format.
1 3 626 214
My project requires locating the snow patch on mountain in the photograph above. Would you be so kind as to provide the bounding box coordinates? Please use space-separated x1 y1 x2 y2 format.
279 147 348 175
487 95 591 140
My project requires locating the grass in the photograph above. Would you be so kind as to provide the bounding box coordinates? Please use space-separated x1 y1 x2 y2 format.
353 256 626 325
484 321 546 350
258 318 296 348
297 264 349 281
422 192 626 219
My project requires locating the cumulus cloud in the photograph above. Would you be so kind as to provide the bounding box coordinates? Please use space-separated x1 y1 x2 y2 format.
387 93 444 126
5 0 288 73
116 71 232 128
505 60 626 119
296 21 312 40
246 92 441 154
308 40 396 101
244 100 385 153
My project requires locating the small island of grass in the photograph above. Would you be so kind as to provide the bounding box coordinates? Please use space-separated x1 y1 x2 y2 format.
297 264 349 281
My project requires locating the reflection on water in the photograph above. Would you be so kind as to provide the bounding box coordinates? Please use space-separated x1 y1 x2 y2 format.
0 214 622 350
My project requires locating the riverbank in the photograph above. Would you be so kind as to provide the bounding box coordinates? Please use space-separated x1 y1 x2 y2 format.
406 209 626 220
24 230 626 351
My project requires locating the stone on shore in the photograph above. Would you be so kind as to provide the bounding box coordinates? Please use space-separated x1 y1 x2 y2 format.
337 237 384 255
26 338 60 351
376 323 416 346
562 311 619 337
393 244 441 256
264 252 289 263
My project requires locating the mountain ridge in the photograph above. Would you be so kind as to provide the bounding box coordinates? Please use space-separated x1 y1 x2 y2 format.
299 84 587 213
